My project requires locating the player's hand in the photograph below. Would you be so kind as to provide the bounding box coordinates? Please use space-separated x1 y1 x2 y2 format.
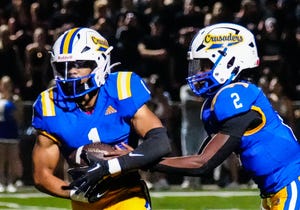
66 169 113 203
84 176 113 203
66 151 110 201
104 142 134 158
69 189 89 203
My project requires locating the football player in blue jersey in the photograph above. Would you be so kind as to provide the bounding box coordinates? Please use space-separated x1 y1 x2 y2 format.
31 27 171 210
151 23 300 210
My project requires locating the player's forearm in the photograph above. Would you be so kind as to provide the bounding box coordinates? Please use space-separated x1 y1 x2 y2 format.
34 171 70 199
153 135 241 176
153 155 224 176
153 158 209 176
152 154 213 176
107 127 172 174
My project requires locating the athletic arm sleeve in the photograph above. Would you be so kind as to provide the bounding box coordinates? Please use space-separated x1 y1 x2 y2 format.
110 127 172 173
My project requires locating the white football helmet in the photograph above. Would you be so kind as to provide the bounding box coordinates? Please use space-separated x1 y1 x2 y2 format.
51 27 113 99
187 23 260 97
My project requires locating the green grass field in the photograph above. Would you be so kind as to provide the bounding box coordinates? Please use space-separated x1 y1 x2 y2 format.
0 187 261 210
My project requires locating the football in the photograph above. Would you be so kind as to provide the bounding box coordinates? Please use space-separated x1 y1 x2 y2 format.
67 142 118 167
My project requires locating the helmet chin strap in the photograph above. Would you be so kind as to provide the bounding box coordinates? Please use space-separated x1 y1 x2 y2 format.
206 72 235 97
225 73 235 85
75 87 99 112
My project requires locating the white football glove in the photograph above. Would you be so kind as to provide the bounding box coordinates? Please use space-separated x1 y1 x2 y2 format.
70 189 89 203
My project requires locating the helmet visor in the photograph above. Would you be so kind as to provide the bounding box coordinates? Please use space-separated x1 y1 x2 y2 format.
56 74 98 99
52 60 97 79
188 58 214 77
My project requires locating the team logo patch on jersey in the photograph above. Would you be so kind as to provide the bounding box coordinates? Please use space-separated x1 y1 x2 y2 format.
105 105 117 115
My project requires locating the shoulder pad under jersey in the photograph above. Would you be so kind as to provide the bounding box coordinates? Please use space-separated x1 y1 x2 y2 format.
211 82 261 121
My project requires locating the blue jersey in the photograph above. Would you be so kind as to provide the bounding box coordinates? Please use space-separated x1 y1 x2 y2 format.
0 99 18 139
201 82 300 195
32 71 151 157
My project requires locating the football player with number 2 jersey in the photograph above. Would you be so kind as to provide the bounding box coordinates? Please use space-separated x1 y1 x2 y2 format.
31 28 171 210
153 23 300 210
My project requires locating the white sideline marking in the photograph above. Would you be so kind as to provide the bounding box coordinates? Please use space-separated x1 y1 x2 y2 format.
0 193 49 198
0 201 68 210
205 209 251 210
150 191 258 198
0 191 258 198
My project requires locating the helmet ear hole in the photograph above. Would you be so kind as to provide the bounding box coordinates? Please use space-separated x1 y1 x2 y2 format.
227 56 235 68
249 42 255 48
81 46 90 53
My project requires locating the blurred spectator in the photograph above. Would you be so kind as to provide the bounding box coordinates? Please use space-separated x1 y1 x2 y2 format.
259 0 284 32
173 0 204 32
257 17 283 77
234 0 261 33
93 0 110 21
0 76 23 193
257 75 270 95
169 26 197 100
119 0 137 15
209 1 234 24
91 0 116 45
49 0 86 30
29 1 58 29
0 24 24 91
180 84 206 189
7 1 33 63
21 27 52 101
138 16 171 94
9 0 32 32
114 11 144 72
146 74 173 138
268 77 296 130
140 0 174 34
141 0 165 23
294 27 300 99
203 12 213 26
0 9 7 25
279 24 299 100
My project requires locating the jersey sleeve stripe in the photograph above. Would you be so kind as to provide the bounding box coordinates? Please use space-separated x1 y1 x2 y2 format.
244 105 266 136
41 89 56 116
117 72 132 100
38 130 61 145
